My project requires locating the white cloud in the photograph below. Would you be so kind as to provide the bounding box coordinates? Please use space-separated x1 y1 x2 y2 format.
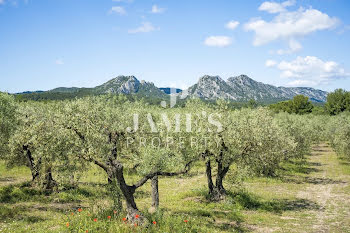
204 36 232 47
259 0 295 14
128 22 158 33
287 79 317 87
245 4 339 54
267 56 349 86
265 59 277 67
225 20 240 30
0 0 4 4
55 59 64 65
110 6 126 15
151 5 165 14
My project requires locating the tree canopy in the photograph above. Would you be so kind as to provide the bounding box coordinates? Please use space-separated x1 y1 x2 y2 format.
325 89 350 115
0 92 17 156
269 95 314 115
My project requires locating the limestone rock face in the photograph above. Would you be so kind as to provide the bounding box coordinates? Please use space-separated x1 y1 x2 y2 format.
185 74 327 102
94 76 167 98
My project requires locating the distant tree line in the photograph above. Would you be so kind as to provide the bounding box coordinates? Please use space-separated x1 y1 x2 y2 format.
269 89 350 115
269 95 314 115
325 89 350 115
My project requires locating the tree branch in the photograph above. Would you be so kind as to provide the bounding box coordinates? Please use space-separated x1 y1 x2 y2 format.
66 126 109 172
67 126 85 141
91 158 109 173
133 160 194 189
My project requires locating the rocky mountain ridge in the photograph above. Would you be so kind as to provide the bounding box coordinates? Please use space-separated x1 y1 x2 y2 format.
18 75 328 102
186 75 327 102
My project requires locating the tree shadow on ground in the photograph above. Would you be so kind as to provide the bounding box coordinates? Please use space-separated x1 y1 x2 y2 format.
0 181 96 226
0 182 101 204
0 177 16 183
134 189 151 199
282 175 346 185
172 207 247 232
0 205 47 223
0 184 45 203
338 158 350 166
312 148 329 153
281 160 323 175
175 188 321 232
303 177 346 185
213 220 247 232
77 181 107 187
0 189 88 226
340 161 350 166
227 190 320 214
23 202 87 213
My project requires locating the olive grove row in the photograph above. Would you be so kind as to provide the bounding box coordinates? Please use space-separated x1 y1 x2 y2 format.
0 92 349 224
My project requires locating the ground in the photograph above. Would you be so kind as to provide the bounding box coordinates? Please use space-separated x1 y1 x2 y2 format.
243 143 350 233
0 143 349 232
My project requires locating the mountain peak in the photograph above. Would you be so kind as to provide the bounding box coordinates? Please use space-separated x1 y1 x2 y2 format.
187 75 239 100
94 75 166 98
95 75 139 94
109 75 138 83
228 75 255 85
198 75 224 83
186 75 328 102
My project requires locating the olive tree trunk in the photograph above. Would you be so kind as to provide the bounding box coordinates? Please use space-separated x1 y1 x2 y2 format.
109 161 147 225
23 145 40 182
42 166 57 191
148 175 159 213
205 157 230 201
151 175 159 209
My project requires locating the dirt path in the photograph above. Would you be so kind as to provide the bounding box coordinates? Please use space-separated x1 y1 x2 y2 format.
245 143 350 233
296 144 350 233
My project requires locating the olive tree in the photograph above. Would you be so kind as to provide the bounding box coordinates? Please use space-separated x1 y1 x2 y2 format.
8 101 78 190
62 95 194 223
227 108 296 176
134 105 198 212
0 92 17 157
274 113 317 159
188 101 297 200
327 113 350 159
183 99 237 200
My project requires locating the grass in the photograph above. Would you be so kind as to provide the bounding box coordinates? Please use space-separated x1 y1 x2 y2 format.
1 144 350 232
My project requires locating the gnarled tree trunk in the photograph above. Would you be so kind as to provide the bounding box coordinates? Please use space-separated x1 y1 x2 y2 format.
148 175 159 213
110 160 147 225
23 145 40 182
151 175 159 208
205 155 230 201
206 159 214 195
42 166 57 192
107 176 123 212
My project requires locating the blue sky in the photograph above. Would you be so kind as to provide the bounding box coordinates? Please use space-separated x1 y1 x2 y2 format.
0 0 349 93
